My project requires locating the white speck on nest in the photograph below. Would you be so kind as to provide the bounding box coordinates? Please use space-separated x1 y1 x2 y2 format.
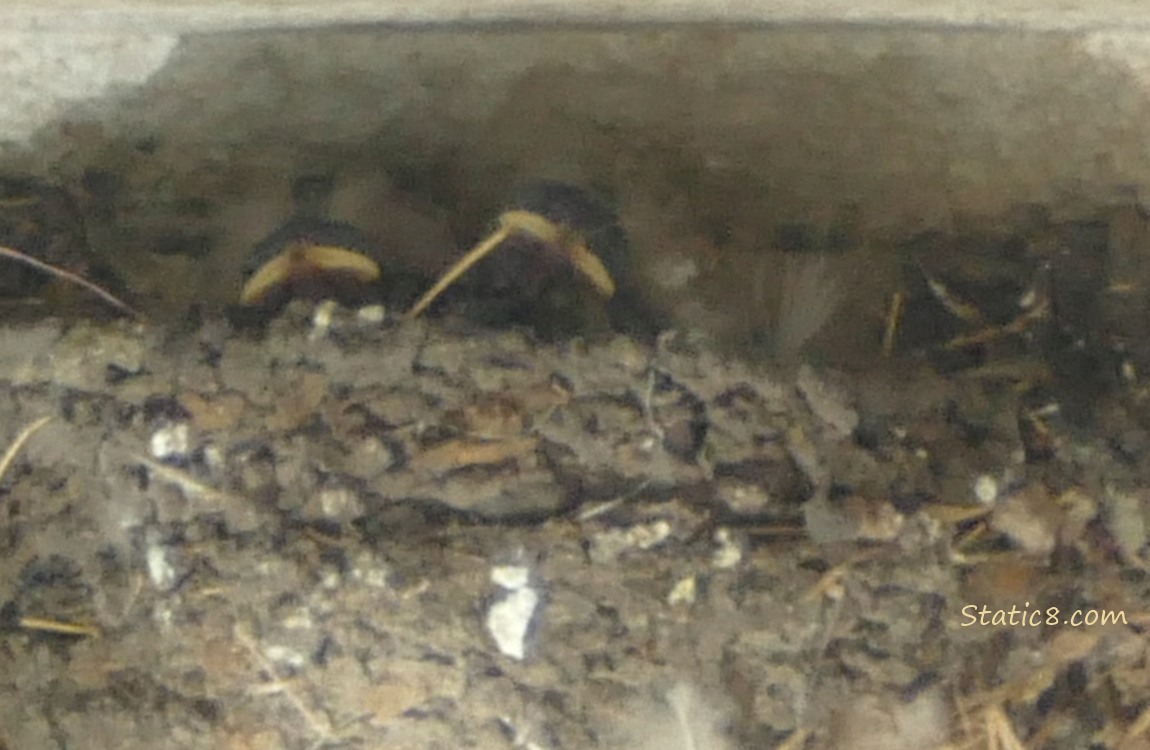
200 443 225 473
589 520 673 563
486 563 539 661
318 486 364 521
712 528 743 569
146 538 177 590
631 520 673 549
498 716 551 750
349 551 391 588
320 570 341 590
263 645 307 671
667 575 697 606
491 563 532 590
355 304 387 325
150 422 189 460
309 299 339 340
973 474 999 505
280 610 314 630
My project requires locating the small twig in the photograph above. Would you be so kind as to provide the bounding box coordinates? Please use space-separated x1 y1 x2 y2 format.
0 416 52 485
882 290 904 357
775 727 811 750
234 623 336 743
0 244 144 320
1119 699 1150 750
18 615 100 638
641 368 667 444
984 705 1027 750
575 479 651 521
133 454 241 505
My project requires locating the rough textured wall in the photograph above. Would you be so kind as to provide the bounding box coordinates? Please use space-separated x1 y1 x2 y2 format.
4 0 1150 31
4 24 1150 334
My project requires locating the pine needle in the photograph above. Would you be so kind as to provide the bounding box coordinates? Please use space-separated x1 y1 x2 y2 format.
774 254 842 362
17 615 100 638
0 244 144 320
640 683 733 750
0 416 52 485
234 623 336 742
1119 701 1150 750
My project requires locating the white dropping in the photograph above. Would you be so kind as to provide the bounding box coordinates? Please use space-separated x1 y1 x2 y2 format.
973 474 999 505
309 299 339 340
486 564 539 661
498 716 551 750
263 644 307 671
146 539 176 590
711 528 743 569
667 575 697 606
491 563 532 590
631 520 673 550
355 304 387 324
588 520 674 563
200 443 225 472
150 423 189 460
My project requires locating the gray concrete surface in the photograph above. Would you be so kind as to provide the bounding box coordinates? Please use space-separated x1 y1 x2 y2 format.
2 0 1150 32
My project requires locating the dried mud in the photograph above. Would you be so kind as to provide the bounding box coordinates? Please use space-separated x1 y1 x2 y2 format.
0 302 1147 750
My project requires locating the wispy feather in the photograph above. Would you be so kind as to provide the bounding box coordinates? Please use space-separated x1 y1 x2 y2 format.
772 253 843 363
614 683 735 750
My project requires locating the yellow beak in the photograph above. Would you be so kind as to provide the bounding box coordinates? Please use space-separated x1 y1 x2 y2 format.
240 242 381 306
404 209 616 320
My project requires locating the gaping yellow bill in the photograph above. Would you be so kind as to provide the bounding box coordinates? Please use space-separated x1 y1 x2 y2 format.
404 209 616 320
240 242 381 306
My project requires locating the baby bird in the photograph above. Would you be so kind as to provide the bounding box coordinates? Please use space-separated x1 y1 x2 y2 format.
238 175 385 312
406 180 652 337
239 216 382 310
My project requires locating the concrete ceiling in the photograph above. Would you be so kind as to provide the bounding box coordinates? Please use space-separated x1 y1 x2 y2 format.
0 0 1149 32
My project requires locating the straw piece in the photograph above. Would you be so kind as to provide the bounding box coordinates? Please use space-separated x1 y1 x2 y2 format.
18 616 100 638
0 416 52 485
405 224 512 319
0 245 143 320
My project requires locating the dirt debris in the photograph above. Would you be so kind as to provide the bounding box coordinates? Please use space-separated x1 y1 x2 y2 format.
0 300 1147 750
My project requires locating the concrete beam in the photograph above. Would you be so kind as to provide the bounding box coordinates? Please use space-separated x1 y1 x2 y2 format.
1 0 1150 32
